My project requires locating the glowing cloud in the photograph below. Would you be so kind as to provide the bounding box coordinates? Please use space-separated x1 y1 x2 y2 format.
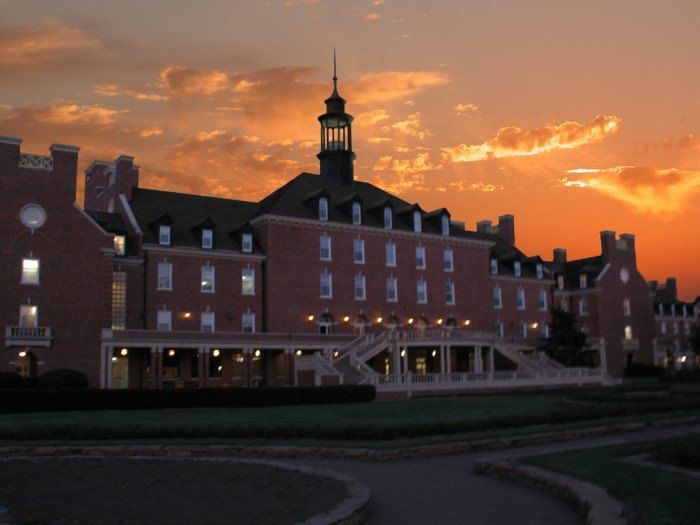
348 71 449 104
1 104 122 126
159 66 230 96
442 115 621 163
454 103 479 114
356 109 391 126
94 84 168 101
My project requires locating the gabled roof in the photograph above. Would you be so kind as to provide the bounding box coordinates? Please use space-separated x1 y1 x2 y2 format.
85 210 130 235
547 256 603 290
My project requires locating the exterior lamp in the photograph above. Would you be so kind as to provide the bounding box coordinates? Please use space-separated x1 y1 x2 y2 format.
120 348 128 356
168 349 176 357
307 315 315 322
437 318 443 325
408 318 414 324
343 315 350 322
464 320 471 326
295 350 303 356
111 356 117 362
18 351 27 358
254 349 261 357
333 350 339 357
212 349 220 357
531 323 539 329
184 312 191 319
376 316 383 323
431 350 437 357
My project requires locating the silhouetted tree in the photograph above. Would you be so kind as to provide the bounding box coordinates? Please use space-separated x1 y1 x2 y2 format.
538 306 595 366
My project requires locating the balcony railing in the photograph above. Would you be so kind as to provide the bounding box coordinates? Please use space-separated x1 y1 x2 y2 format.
19 153 53 171
4 326 53 347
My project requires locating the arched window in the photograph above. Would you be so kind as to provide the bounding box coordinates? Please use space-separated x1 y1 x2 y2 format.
413 210 422 233
383 207 393 229
319 314 334 335
353 315 368 335
441 215 450 236
318 197 328 221
352 202 361 225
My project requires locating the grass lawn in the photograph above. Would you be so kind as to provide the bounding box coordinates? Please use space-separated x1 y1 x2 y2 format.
0 383 698 447
522 434 700 525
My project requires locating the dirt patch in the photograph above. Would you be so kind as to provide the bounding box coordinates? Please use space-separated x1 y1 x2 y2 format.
0 457 350 524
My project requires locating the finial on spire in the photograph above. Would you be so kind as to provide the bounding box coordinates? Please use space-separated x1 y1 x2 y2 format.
333 46 337 85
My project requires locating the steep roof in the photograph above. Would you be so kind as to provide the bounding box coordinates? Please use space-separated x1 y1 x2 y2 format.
85 210 130 235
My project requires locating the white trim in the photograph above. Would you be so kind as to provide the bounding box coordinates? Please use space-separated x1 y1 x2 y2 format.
49 143 80 153
119 194 142 233
0 136 22 145
142 244 265 261
595 262 611 282
491 274 555 284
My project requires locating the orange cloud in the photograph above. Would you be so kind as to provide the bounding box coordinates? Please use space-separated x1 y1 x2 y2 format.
139 127 164 138
364 13 382 20
559 165 700 216
94 83 168 101
348 71 449 104
1 104 122 126
382 112 431 139
356 109 391 126
454 103 478 114
159 66 230 97
442 115 621 163
372 152 438 174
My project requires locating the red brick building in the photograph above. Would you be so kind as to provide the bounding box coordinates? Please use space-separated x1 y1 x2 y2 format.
1 71 697 390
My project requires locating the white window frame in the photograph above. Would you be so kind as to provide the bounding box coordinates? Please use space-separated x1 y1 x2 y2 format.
541 323 550 338
441 215 450 236
352 202 362 225
19 305 38 328
516 289 525 310
241 233 253 253
514 261 521 277
242 313 255 333
444 249 454 272
496 321 504 338
520 321 527 338
114 235 126 256
157 262 172 291
201 311 215 332
624 325 633 340
387 277 398 302
201 266 215 293
201 229 213 249
661 322 667 334
536 263 543 279
320 273 333 299
159 225 171 246
493 286 502 308
579 297 589 316
355 274 366 300
557 275 565 290
157 309 172 331
318 197 328 221
413 210 422 233
21 258 40 285
539 289 548 311
580 274 588 289
354 239 365 264
385 243 396 267
490 258 498 275
383 207 393 229
241 268 255 295
415 246 426 269
417 280 427 304
445 282 455 305
320 235 332 261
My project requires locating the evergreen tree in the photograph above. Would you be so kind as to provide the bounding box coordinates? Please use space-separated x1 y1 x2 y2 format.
538 306 594 367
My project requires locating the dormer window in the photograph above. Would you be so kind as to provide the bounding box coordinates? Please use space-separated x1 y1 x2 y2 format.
671 303 676 316
352 202 361 225
579 274 587 289
557 275 565 290
682 304 687 317
658 303 664 315
490 258 498 275
201 229 213 249
441 215 450 236
413 210 422 233
383 207 393 229
241 233 253 253
514 261 521 277
159 225 171 246
114 235 126 256
318 197 328 221
536 264 543 279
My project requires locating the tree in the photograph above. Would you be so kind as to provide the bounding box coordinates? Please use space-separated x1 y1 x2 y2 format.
690 323 700 357
538 306 595 367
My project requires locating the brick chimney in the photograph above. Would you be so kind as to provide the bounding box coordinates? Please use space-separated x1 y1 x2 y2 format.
476 220 492 234
664 277 678 299
553 248 567 263
600 230 616 263
49 143 80 201
620 233 637 268
497 214 515 245
0 136 22 170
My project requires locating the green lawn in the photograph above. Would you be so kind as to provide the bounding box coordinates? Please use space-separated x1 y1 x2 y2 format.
0 383 699 446
522 435 700 525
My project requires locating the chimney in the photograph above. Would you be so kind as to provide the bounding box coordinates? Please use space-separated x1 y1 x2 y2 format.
553 248 567 263
665 277 678 300
0 136 22 170
114 155 139 200
600 230 616 263
50 143 80 201
476 220 492 234
497 214 515 245
620 233 637 268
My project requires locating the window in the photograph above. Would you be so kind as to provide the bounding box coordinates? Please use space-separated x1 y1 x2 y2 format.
157 310 172 331
490 258 498 275
241 268 255 295
201 266 215 293
416 280 427 303
623 298 631 317
241 233 253 253
671 304 676 316
495 321 504 338
354 239 365 264
541 323 550 338
682 305 688 317
107 198 115 213
685 323 691 335
539 289 548 310
157 262 172 290
514 261 521 277
658 303 664 315
536 264 543 279
242 313 255 333
201 311 215 332
320 273 333 298
493 286 502 308
114 235 126 255
516 289 525 310
385 243 396 266
445 282 455 304
112 271 127 330
355 275 366 300
201 229 213 249
624 325 633 340
441 215 450 236
579 274 588 289
19 305 38 328
661 322 667 334
159 225 171 246
444 249 453 272
557 275 565 290
319 314 333 335
387 277 398 302
520 321 527 338
383 207 393 229
673 321 679 335
352 202 361 225
579 297 589 316
415 246 426 269
320 235 332 260
318 197 328 221
413 210 422 233
21 258 39 284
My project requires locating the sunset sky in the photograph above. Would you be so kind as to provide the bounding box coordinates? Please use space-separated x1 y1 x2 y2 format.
1 1 698 299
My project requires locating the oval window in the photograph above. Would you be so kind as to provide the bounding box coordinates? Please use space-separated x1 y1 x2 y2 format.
20 204 47 229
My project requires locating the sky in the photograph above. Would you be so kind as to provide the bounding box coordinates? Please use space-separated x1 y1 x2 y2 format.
1 0 698 299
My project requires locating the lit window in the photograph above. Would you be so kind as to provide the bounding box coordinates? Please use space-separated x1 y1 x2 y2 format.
579 297 589 316
157 310 172 331
441 215 450 236
114 235 126 255
623 298 631 317
557 275 565 290
241 233 253 253
417 280 427 303
520 321 527 338
202 229 213 249
159 225 171 246
387 277 398 302
444 249 453 272
241 268 255 295
413 210 422 233
624 325 633 340
383 207 393 229
514 261 521 277
319 197 328 221
320 235 332 260
385 243 396 266
21 258 39 284
541 323 550 338
495 321 504 338
415 246 426 269
536 264 543 279
352 202 361 225
517 289 525 310
320 273 333 298
355 275 366 300
539 289 548 310
112 271 127 330
157 262 172 290
490 258 498 275
201 311 215 332
354 239 365 264
445 282 455 305
580 274 588 289
493 286 502 308
201 266 215 293
19 305 38 328
242 313 255 333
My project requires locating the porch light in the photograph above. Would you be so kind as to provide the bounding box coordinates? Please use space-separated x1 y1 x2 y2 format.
212 349 220 357
680 356 687 363
168 349 176 357
18 351 27 358
254 349 261 357
464 320 471 326
531 323 539 329
307 315 315 322
400 349 406 357
120 348 128 356
218 365 223 371
343 315 350 322
333 350 339 357
376 317 383 323
111 356 117 362
296 350 302 356
408 318 414 324
431 350 437 357
437 318 443 325
184 312 191 319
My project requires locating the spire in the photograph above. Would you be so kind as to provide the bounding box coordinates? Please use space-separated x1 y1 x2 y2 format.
333 46 337 86
325 47 345 112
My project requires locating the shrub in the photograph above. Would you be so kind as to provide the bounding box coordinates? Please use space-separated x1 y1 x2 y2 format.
0 372 27 388
625 363 664 378
0 385 376 414
36 369 89 389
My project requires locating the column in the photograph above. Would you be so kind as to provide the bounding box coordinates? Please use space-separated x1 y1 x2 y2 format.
100 344 108 389
475 346 483 373
488 347 495 379
446 345 452 374
156 347 164 388
105 345 113 388
148 346 158 389
243 348 252 388
402 346 409 374
439 345 446 374
285 347 294 387
198 347 206 388
392 345 401 375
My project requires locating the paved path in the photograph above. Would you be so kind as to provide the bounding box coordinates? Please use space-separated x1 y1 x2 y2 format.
282 424 700 525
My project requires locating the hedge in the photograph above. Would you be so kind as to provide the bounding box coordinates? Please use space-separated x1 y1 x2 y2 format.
0 385 376 414
625 363 665 378
36 369 88 389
